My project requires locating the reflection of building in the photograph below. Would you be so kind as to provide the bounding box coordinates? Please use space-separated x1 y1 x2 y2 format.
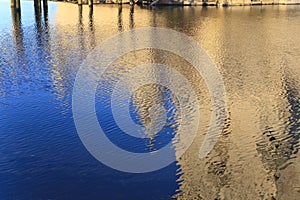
50 4 300 199
163 6 300 200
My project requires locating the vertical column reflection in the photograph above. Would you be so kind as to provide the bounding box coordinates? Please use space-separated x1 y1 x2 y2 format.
118 4 123 32
129 5 135 29
89 7 96 49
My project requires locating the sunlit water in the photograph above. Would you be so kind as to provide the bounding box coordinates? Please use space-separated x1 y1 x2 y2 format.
1 1 300 199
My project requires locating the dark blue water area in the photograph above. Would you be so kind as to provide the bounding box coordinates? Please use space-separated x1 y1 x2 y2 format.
0 91 180 200
96 84 179 153
0 1 180 199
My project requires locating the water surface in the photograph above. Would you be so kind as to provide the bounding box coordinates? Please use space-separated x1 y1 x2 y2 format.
1 1 300 199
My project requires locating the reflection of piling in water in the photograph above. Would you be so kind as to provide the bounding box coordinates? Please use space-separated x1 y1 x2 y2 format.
89 7 96 48
118 4 123 32
89 6 94 22
34 3 42 41
78 4 83 23
89 3 94 15
78 5 86 61
129 5 135 29
11 8 25 62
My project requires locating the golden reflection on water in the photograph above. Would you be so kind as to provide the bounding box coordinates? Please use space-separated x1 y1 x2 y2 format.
11 3 300 199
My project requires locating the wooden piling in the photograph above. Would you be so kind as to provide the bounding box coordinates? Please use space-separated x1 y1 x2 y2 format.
43 0 48 12
43 0 49 22
129 5 134 29
34 0 41 12
78 3 83 22
89 0 93 8
10 0 15 8
15 0 20 11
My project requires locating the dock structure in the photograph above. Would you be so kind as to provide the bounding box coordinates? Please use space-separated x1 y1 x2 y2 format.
77 0 94 8
140 0 300 6
11 0 49 13
8 0 300 15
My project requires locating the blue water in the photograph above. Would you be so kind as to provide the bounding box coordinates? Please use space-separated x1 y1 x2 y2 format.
1 0 300 199
0 1 180 199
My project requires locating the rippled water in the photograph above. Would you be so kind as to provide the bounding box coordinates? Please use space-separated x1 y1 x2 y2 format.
1 1 300 199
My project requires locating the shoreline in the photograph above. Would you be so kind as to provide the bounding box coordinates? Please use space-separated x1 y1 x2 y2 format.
54 0 300 7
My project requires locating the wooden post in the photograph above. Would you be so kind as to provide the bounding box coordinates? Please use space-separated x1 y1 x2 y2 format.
34 0 41 13
43 0 48 22
78 3 83 23
15 0 20 11
43 0 48 13
89 5 93 17
129 4 134 29
89 0 93 8
118 4 122 31
10 0 15 8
